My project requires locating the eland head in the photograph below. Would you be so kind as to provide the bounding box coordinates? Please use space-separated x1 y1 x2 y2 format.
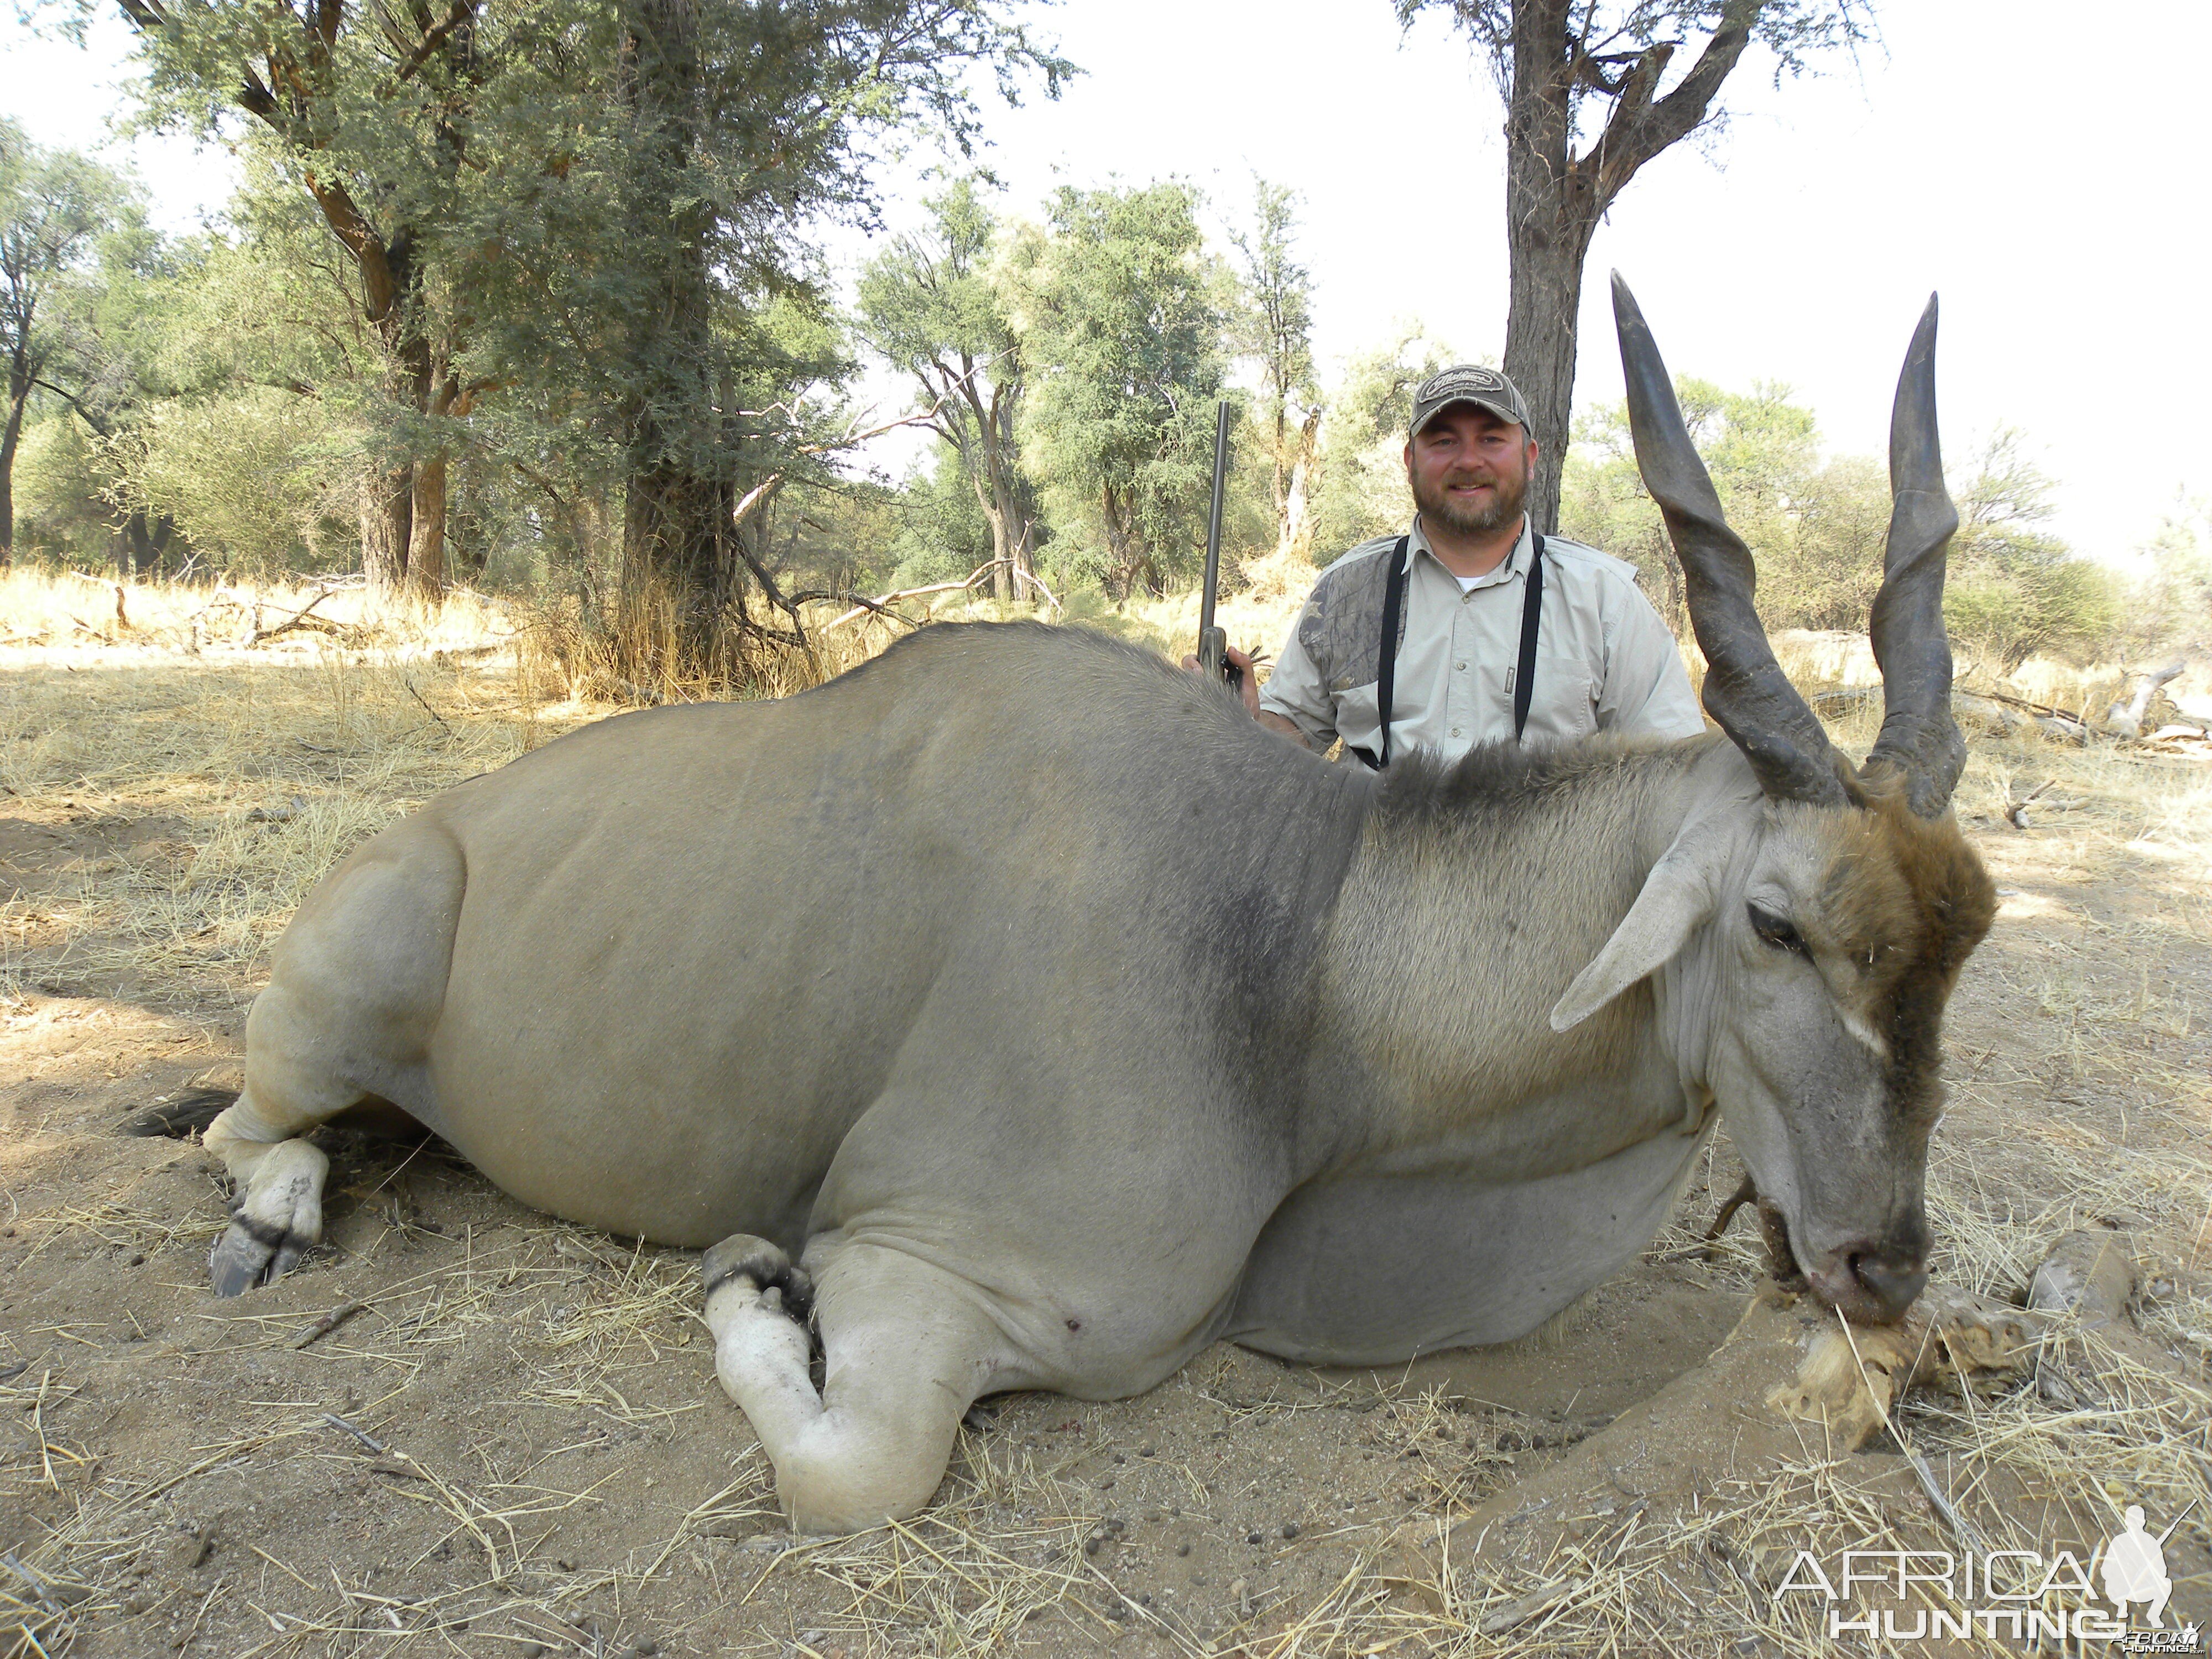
1551 276 1997 1325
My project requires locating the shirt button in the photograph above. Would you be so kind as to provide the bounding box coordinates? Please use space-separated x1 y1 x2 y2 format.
1451 727 1462 738
1455 661 1466 671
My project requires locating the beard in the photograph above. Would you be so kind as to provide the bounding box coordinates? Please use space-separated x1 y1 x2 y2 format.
1412 456 1531 539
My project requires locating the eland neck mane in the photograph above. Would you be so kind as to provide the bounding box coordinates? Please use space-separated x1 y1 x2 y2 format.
1307 733 1733 1172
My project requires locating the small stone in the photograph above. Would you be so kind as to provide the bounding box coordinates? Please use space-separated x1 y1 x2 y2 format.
1084 1535 1104 1557
1138 1443 1154 1457
1176 1543 1191 1558
632 1639 659 1657
1280 1523 1299 1540
1245 1531 1262 1545
1112 1451 1125 1463
1497 1430 1524 1451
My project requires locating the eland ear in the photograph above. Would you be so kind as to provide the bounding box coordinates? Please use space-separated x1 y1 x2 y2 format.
1550 849 1718 1032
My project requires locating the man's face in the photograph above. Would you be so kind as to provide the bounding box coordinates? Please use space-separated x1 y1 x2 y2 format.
1404 405 1536 538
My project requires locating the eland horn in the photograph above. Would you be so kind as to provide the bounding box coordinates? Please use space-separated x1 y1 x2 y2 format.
1860 296 1966 818
1610 273 1846 808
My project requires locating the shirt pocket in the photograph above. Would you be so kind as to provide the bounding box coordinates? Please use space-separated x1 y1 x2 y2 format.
1332 679 1386 759
1524 650 1597 743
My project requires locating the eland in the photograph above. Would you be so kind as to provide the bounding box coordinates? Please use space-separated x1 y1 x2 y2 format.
146 279 1994 1533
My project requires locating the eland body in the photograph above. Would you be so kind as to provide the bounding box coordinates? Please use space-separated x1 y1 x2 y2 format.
175 284 1994 1532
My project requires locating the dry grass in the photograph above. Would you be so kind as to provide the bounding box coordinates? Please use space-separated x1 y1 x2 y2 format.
4 566 2210 1657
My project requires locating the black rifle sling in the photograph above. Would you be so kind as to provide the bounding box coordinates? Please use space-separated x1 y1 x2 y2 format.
1359 531 1545 769
1513 532 1547 741
1367 536 1410 769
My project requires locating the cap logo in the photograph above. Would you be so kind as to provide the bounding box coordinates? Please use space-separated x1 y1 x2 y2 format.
1422 366 1506 397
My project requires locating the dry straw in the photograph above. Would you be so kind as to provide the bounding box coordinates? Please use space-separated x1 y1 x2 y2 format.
3 568 2209 1657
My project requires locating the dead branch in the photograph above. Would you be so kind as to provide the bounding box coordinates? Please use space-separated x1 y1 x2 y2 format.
2006 777 2057 830
2106 658 2188 739
807 559 1055 635
241 587 341 647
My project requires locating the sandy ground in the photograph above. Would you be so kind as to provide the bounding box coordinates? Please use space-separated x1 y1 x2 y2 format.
4 620 2210 1658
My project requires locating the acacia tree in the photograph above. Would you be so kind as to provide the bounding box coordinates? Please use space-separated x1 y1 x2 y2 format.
0 122 126 567
111 0 489 598
1020 182 1232 600
1229 178 1319 560
857 178 1039 602
102 0 1066 640
1396 0 1869 533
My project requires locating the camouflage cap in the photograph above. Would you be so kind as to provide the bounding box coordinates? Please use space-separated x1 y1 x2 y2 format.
1409 364 1531 438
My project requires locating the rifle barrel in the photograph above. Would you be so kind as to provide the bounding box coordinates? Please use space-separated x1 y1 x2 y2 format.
1197 400 1233 681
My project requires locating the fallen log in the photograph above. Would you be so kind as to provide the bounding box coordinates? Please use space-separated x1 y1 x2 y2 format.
2105 659 2188 739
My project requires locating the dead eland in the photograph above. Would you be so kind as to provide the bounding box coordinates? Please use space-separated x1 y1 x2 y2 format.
135 279 1995 1535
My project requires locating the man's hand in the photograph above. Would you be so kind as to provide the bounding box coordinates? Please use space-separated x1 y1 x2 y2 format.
1180 643 1261 717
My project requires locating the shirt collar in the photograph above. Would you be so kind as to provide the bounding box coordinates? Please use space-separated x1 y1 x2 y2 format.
1406 514 1533 591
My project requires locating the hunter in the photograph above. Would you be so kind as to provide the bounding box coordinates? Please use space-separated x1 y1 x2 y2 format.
1217 364 1703 765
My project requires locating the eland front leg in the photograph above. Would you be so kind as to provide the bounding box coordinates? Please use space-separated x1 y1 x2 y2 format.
702 1234 1019 1533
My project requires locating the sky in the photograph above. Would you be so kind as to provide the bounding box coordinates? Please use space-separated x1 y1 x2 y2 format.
4 0 2206 562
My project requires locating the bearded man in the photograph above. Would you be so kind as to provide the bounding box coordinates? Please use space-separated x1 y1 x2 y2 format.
1219 364 1703 765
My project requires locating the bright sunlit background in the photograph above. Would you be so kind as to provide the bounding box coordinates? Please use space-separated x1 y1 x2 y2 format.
5 0 2204 560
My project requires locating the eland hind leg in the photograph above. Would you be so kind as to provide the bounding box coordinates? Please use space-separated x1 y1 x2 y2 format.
702 1234 1021 1533
206 825 465 1296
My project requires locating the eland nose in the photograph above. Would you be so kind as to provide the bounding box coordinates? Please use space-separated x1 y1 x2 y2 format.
1848 1248 1927 1323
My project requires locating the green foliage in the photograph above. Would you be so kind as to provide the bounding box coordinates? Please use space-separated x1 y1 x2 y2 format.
856 175 1039 592
1017 182 1235 598
1563 378 1888 634
1562 393 2126 667
1229 177 1317 554
2126 503 2212 655
2 118 137 556
1942 428 2119 670
1303 322 1455 559
886 442 995 587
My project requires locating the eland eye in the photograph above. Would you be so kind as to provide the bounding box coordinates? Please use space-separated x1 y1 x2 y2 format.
1748 903 1807 954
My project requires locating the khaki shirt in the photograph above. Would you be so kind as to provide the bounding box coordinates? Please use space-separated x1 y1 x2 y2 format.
1259 518 1704 763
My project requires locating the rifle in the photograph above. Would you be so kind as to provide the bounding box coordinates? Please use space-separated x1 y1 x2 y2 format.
1196 400 1243 696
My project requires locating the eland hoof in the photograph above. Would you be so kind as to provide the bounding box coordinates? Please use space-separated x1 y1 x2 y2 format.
701 1234 814 1322
207 1139 327 1296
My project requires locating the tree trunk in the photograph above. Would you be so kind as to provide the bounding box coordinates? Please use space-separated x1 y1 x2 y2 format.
1277 408 1321 560
615 0 739 681
362 464 414 596
406 455 448 605
1501 216 1597 535
1496 0 1760 535
0 369 27 570
623 461 734 674
969 468 1014 602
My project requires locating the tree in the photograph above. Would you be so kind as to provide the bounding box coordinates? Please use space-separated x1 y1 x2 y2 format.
1 121 127 567
1229 178 1319 560
1562 375 1887 634
1397 0 1869 534
1303 322 1457 557
1019 182 1233 599
1943 427 2116 669
857 177 1040 602
109 0 499 599
444 0 1068 677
